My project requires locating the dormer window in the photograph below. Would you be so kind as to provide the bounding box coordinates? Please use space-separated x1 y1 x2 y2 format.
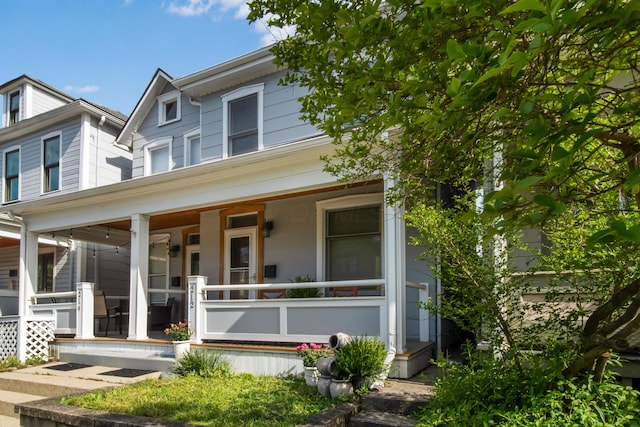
9 90 20 125
222 84 264 157
158 91 181 126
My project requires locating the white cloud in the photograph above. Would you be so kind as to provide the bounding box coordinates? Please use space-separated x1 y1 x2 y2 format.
165 0 216 17
165 0 295 46
64 85 100 94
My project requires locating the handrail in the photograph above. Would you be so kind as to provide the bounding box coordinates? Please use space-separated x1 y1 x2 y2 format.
200 279 385 292
31 291 76 304
406 281 428 290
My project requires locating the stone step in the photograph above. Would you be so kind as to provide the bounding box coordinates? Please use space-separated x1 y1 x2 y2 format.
0 414 20 426
58 349 175 372
0 389 46 418
0 371 97 397
349 410 417 427
360 383 432 416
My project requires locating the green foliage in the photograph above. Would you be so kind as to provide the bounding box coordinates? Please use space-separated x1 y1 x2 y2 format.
287 275 319 298
63 374 345 426
172 349 231 378
332 335 387 382
0 355 20 370
417 349 640 426
25 355 47 366
248 0 640 379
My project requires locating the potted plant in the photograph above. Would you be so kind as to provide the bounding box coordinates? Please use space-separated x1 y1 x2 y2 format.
296 342 329 386
333 335 388 393
164 321 192 360
286 275 320 298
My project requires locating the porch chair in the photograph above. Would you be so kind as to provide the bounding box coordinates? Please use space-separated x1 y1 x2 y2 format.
259 289 287 299
94 290 120 337
149 297 175 330
332 287 358 297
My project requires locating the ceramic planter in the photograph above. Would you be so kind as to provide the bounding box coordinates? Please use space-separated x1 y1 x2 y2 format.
316 356 335 376
304 366 319 386
317 374 331 396
173 340 190 360
329 378 354 398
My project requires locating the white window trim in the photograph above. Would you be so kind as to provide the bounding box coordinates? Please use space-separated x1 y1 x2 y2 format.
183 127 201 167
315 194 383 281
2 145 21 203
157 91 181 126
144 137 173 176
41 131 62 194
221 83 264 158
5 89 21 126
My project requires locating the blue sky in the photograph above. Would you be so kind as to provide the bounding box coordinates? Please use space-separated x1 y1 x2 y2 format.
2 0 280 115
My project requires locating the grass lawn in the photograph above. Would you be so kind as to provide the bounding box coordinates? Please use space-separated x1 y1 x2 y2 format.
62 373 349 426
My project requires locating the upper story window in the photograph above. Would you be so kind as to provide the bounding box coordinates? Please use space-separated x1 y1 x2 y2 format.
183 128 201 166
42 133 61 193
3 147 20 203
144 137 172 175
157 91 181 126
222 84 264 157
8 90 20 125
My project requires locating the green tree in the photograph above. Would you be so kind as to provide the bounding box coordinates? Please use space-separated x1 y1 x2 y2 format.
248 0 640 378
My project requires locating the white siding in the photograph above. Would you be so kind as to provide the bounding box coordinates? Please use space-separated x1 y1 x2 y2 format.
30 86 68 118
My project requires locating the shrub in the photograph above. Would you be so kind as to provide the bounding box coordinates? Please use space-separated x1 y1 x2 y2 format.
287 275 319 298
416 349 640 426
333 335 387 383
173 349 231 378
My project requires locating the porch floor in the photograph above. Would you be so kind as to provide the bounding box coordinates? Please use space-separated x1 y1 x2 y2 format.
50 336 434 379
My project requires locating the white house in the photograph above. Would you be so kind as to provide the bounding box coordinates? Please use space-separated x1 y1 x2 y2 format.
0 48 435 378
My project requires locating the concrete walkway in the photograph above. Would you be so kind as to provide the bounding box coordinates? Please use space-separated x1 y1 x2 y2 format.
0 361 161 427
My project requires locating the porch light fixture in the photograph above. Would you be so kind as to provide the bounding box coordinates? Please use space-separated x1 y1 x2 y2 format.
170 244 181 257
262 220 274 238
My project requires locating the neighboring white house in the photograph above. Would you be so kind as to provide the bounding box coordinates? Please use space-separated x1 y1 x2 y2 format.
0 76 132 326
0 48 435 377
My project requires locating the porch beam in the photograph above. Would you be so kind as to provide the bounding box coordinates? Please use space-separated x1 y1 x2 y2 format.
128 214 149 340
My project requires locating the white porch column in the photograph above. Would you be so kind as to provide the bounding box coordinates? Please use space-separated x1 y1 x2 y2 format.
384 176 407 354
187 275 206 344
128 214 149 340
18 227 38 317
75 282 95 339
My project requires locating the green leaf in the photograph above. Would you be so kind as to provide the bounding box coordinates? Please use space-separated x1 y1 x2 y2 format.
500 0 547 15
550 145 569 162
624 168 640 192
446 39 466 60
533 194 555 208
513 175 543 192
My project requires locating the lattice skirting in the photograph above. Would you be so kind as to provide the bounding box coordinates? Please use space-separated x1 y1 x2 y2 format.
26 318 56 362
0 318 19 362
0 317 56 362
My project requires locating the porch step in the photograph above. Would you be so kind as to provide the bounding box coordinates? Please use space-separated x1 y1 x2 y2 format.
0 389 45 418
347 379 432 426
59 348 175 372
0 414 20 426
349 410 417 427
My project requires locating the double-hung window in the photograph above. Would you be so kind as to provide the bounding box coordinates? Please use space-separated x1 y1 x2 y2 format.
3 148 20 203
158 91 181 126
144 138 172 175
317 194 383 284
9 91 20 125
183 128 201 166
222 84 264 157
43 133 60 193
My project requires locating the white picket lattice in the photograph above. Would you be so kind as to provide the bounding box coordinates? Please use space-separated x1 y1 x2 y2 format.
0 316 55 362
0 317 19 361
25 318 56 362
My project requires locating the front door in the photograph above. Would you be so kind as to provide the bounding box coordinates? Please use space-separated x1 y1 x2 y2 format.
223 227 257 299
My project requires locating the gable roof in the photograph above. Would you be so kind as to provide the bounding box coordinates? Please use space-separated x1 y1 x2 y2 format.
115 46 281 148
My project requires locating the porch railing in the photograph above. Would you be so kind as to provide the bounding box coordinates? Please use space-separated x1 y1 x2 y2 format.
187 277 386 344
30 290 77 335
